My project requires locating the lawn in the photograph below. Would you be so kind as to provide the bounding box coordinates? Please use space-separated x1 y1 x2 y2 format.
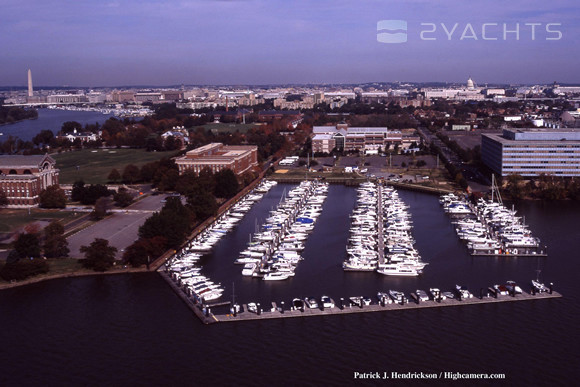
199 123 258 134
52 148 178 184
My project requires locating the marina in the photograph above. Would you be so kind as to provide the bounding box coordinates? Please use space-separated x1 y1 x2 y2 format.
440 188 548 257
158 180 561 326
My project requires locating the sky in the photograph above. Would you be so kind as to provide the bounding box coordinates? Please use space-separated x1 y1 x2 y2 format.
1 0 579 86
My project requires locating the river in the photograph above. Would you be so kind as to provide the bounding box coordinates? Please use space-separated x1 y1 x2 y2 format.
0 185 578 386
0 108 116 142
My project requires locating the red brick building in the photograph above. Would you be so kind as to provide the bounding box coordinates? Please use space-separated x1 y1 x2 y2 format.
0 154 59 207
175 143 258 175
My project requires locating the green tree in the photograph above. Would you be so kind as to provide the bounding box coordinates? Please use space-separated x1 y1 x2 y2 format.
43 221 69 258
113 188 134 207
122 164 140 184
91 197 111 220
122 236 168 267
71 180 86 202
32 129 54 146
138 198 191 248
214 169 239 199
80 238 118 272
61 121 82 134
108 168 121 183
0 259 49 281
187 190 218 220
39 185 67 208
13 232 41 259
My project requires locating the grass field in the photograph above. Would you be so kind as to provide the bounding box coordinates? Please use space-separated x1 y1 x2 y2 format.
199 123 259 134
52 148 178 184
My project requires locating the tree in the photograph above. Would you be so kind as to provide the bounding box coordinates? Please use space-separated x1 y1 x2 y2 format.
0 188 8 206
32 129 54 146
122 164 140 184
13 232 41 259
187 190 218 220
61 121 82 134
113 188 134 207
43 221 69 258
91 197 111 220
71 180 86 202
108 168 121 183
122 236 168 267
80 238 118 272
0 259 49 281
39 185 67 208
214 169 239 199
138 197 192 248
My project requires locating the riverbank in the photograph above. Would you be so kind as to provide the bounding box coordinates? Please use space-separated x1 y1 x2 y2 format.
0 259 150 290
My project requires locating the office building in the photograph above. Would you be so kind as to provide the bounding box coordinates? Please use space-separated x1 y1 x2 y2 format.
481 129 580 177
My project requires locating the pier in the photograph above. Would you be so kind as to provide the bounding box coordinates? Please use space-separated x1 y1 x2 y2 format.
159 269 562 325
377 183 385 265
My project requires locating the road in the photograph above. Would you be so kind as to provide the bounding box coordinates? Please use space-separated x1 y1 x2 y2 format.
67 193 169 260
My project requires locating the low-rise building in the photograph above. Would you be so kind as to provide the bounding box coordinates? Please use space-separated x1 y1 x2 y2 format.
313 124 402 152
0 154 59 207
175 143 258 175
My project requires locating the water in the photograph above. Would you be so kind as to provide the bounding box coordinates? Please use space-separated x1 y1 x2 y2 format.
0 108 116 141
1 185 579 386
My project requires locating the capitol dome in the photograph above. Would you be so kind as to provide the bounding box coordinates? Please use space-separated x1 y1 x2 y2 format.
467 77 475 89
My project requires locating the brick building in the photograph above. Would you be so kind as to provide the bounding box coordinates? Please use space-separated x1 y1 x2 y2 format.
0 154 59 207
175 143 258 175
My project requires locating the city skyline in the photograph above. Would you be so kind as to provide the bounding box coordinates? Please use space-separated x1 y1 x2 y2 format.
1 0 579 87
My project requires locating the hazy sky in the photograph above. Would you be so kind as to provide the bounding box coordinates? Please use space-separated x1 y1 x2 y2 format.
1 0 579 86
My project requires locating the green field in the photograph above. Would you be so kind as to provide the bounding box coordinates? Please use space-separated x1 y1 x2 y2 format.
52 149 178 184
199 123 259 134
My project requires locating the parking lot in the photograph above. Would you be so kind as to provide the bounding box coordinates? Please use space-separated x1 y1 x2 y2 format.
67 193 170 260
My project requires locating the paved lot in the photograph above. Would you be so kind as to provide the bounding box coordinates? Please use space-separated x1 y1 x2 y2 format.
67 194 169 260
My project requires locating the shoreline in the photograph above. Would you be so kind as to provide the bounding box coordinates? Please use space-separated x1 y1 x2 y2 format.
0 265 151 291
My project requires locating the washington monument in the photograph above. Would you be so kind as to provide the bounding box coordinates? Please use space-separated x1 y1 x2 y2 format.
27 69 33 97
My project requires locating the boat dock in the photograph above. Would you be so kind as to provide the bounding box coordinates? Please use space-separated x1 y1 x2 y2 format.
159 270 562 325
377 184 385 265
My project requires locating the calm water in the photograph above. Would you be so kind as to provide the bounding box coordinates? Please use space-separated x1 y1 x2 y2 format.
1 185 579 386
0 108 115 141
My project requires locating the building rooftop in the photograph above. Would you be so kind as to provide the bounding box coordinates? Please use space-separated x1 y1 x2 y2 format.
0 154 54 168
484 129 580 144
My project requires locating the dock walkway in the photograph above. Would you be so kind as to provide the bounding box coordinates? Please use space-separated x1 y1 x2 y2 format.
159 268 562 325
377 184 385 265
215 291 562 323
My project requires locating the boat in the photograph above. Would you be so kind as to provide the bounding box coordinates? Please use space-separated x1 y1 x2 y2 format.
320 295 334 308
455 285 474 299
377 263 421 276
292 298 305 311
246 302 260 314
505 280 523 294
388 290 406 304
262 272 290 281
241 263 257 276
377 292 394 304
415 290 429 302
531 279 548 293
349 296 363 307
304 297 319 309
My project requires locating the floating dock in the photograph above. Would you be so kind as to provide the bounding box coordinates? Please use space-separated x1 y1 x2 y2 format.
159 270 562 325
